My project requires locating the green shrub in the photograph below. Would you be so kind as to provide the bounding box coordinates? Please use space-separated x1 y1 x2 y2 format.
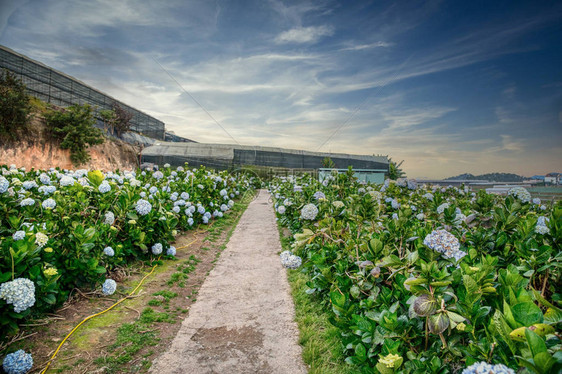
0 69 31 140
44 104 105 165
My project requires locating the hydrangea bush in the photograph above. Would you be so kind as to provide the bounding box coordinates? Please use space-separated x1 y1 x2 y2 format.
0 164 254 337
270 169 561 373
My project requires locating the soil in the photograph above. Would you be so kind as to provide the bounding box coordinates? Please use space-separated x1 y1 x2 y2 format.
149 190 306 374
0 114 139 171
4 198 249 374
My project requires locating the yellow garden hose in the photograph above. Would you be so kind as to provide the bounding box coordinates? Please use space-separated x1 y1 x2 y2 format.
40 236 200 373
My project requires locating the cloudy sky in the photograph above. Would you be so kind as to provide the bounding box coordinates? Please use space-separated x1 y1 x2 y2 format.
1 0 561 178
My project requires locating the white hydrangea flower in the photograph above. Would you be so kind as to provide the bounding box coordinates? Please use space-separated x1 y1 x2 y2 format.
423 229 466 261
301 203 319 220
35 233 48 248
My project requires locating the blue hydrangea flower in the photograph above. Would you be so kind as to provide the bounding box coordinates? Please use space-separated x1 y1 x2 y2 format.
202 216 209 224
22 181 38 190
149 186 158 194
135 199 152 216
280 251 302 269
39 173 51 185
423 229 466 261
170 194 178 201
151 243 163 255
508 187 531 203
180 192 189 200
102 279 117 295
220 189 228 197
0 176 10 194
42 198 56 210
391 199 400 210
103 246 115 256
0 278 35 313
2 349 33 374
152 171 164 180
220 204 228 212
188 217 194 226
20 198 35 207
172 206 180 213
166 246 176 256
38 185 56 195
12 231 25 241
461 361 514 374
313 191 326 200
197 206 206 215
98 182 111 193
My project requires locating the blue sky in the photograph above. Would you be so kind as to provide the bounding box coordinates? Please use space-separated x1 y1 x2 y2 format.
1 0 561 178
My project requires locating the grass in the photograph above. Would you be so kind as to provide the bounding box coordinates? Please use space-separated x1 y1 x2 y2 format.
279 226 361 374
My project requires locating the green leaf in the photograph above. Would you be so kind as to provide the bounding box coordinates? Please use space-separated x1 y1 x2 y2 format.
428 312 449 334
354 343 367 362
525 328 547 357
512 302 544 326
534 352 555 373
463 274 479 294
350 285 360 299
330 291 346 308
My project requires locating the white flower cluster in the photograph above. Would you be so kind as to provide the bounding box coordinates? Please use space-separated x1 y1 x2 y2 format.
461 362 514 374
437 203 449 214
0 278 36 313
35 233 48 248
280 250 302 269
423 229 466 261
38 185 56 195
167 246 176 256
508 187 531 203
104 211 115 225
103 246 115 256
277 205 286 214
41 198 56 209
59 176 76 187
423 193 434 201
102 279 117 295
20 198 35 207
152 171 164 180
300 203 319 220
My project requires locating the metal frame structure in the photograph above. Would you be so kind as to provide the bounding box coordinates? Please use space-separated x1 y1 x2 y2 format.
0 45 165 140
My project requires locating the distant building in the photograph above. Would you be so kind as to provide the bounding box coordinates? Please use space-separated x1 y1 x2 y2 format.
530 175 545 181
545 173 561 184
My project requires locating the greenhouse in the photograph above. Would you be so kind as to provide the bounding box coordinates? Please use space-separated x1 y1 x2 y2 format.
140 141 389 172
0 45 165 140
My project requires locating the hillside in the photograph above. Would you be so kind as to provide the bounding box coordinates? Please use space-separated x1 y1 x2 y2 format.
445 172 526 182
0 113 140 171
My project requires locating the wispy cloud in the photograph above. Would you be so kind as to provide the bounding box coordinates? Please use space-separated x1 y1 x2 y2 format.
275 25 333 44
340 41 393 51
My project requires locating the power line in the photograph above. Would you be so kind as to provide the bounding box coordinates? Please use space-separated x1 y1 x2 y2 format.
152 56 240 145
316 54 414 152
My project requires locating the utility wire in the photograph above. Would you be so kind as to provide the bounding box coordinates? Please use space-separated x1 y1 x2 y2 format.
316 53 414 152
152 56 240 145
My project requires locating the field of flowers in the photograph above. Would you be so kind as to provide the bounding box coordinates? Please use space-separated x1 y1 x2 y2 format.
0 164 255 340
271 169 561 374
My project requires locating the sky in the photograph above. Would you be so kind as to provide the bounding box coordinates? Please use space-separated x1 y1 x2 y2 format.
1 0 561 179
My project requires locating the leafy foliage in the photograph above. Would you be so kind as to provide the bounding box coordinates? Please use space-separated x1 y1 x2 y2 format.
0 69 31 140
44 104 105 165
100 102 133 137
271 174 561 373
0 164 254 338
387 158 406 180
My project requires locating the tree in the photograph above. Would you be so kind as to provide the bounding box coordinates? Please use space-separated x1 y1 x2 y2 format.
0 69 31 140
387 157 406 180
45 104 105 165
112 102 133 137
322 157 336 168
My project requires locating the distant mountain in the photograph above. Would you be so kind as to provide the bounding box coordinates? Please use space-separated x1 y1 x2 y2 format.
445 172 526 182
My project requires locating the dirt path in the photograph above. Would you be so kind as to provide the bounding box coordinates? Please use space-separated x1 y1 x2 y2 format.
150 190 307 374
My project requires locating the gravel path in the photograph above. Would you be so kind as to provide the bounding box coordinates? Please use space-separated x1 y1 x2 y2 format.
150 190 307 374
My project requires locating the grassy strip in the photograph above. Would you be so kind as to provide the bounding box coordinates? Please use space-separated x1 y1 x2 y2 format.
280 227 360 374
88 191 255 373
